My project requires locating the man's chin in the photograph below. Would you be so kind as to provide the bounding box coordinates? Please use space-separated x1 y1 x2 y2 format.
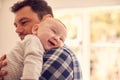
19 35 25 40
20 37 24 40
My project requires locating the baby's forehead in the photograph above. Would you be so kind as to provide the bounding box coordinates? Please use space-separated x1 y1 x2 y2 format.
40 18 67 33
47 18 67 39
45 18 61 24
47 18 66 28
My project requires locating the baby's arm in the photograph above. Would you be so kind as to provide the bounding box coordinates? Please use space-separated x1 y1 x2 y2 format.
21 35 45 80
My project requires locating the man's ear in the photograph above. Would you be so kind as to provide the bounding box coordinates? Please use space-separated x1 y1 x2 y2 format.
32 24 39 35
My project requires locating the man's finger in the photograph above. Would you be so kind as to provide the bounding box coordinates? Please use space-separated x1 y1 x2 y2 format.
0 70 7 76
0 55 6 61
0 77 3 80
0 61 7 68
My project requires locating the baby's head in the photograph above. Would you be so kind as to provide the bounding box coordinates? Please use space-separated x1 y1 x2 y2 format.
32 18 67 51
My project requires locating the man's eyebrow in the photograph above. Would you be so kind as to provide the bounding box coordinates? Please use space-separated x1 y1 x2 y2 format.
13 17 30 26
19 17 30 22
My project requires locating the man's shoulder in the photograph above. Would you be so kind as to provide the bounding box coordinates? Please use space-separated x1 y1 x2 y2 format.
46 45 73 54
62 45 74 53
45 45 76 58
41 45 82 80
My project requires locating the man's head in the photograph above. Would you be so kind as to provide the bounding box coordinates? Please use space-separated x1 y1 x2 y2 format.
11 0 53 40
32 18 67 51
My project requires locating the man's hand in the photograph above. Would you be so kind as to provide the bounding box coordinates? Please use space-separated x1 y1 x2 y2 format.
0 54 7 80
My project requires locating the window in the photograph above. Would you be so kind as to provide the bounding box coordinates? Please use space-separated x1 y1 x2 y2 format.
54 6 120 80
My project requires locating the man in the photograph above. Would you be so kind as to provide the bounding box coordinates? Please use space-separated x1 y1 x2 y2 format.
0 0 82 80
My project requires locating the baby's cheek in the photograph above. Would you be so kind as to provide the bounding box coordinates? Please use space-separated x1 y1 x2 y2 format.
59 42 64 48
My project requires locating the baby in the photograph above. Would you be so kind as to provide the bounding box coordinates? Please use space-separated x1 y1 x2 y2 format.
2 18 67 80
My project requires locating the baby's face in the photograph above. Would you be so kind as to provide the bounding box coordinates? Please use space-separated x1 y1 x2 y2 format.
37 18 67 51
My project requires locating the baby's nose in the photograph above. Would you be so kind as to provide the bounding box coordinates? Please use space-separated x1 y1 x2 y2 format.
54 36 60 41
52 36 61 46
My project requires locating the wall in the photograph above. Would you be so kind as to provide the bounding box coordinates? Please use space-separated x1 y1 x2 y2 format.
47 0 120 9
0 0 120 54
0 0 19 55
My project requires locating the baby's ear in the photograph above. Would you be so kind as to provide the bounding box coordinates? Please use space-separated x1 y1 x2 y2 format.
32 24 39 35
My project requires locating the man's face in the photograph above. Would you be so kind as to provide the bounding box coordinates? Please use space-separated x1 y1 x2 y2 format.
14 6 40 40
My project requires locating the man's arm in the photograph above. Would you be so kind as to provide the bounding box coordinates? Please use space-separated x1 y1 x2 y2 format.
0 54 8 80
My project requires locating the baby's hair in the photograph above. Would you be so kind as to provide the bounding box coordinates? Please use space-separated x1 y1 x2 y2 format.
55 19 67 29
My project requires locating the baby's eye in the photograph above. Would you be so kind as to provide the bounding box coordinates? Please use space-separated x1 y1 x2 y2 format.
51 29 56 34
60 38 64 42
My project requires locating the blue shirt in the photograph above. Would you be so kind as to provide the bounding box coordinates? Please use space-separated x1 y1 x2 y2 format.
39 45 83 80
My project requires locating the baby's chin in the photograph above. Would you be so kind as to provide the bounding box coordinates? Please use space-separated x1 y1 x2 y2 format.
45 47 53 51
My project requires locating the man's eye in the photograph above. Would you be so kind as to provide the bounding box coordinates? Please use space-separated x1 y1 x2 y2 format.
20 19 30 25
21 21 27 25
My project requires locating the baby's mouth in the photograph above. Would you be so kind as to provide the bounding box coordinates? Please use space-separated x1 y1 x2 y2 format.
48 40 56 46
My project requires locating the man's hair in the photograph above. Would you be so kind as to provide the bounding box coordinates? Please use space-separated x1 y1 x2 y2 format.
11 0 53 20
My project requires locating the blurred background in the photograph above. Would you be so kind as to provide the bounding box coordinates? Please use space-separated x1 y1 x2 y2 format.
0 0 120 80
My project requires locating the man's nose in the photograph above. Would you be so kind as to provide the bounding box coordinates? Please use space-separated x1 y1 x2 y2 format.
15 26 23 33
